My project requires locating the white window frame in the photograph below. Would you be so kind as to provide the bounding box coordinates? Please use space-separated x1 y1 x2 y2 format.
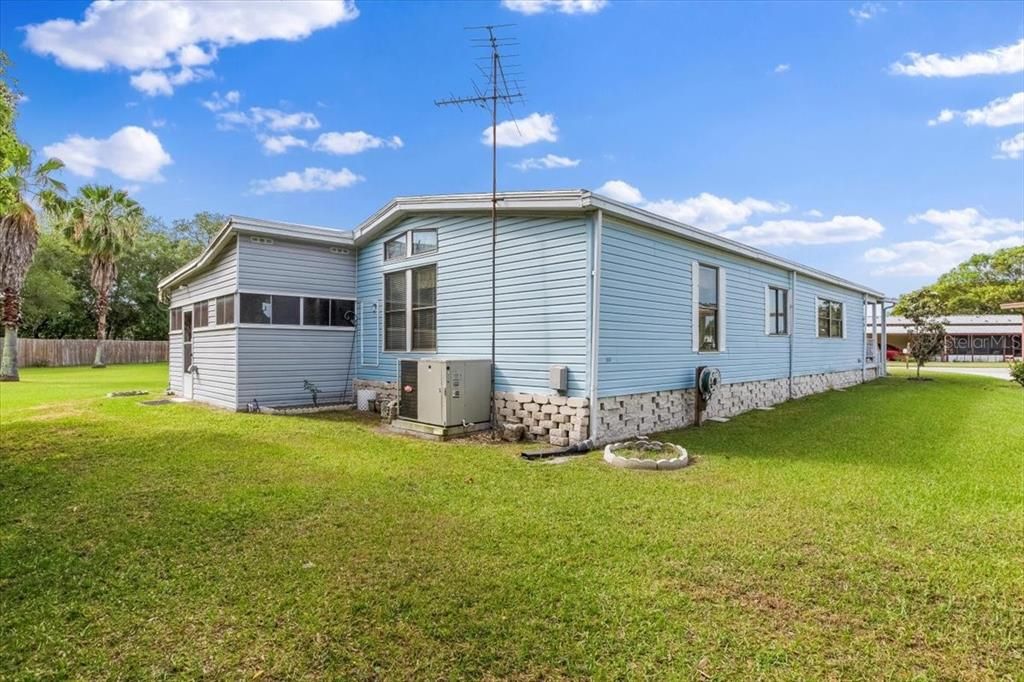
814 297 847 339
692 261 727 353
384 228 438 263
764 285 790 336
382 264 437 353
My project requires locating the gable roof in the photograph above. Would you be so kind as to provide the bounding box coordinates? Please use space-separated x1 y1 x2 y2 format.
157 215 351 297
353 190 884 298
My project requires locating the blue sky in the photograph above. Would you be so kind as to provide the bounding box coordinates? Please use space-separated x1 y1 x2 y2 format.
3 0 1022 296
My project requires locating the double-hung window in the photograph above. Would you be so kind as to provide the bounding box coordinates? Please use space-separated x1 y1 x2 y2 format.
384 264 437 352
698 264 719 351
767 287 788 335
817 298 844 338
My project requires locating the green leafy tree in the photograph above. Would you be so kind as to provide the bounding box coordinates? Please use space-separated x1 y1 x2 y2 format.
901 292 948 379
19 227 82 337
895 246 1024 315
0 54 67 380
1010 360 1024 388
57 185 143 367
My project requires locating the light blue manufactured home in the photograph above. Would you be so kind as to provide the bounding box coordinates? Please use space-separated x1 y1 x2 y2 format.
159 190 887 445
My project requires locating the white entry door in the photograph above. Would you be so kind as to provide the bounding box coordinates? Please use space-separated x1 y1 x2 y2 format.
182 309 194 399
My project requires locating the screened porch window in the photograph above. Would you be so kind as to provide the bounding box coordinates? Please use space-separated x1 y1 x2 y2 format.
193 301 209 328
170 307 182 332
215 295 234 325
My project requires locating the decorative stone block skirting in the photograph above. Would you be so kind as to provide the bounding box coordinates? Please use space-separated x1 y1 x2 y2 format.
352 379 400 406
493 391 590 446
596 369 876 444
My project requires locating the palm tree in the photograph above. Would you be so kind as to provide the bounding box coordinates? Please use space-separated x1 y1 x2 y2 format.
58 185 143 368
0 155 66 381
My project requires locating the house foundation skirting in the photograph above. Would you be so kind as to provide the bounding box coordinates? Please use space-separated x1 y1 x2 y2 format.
596 368 876 444
352 379 400 406
494 391 590 446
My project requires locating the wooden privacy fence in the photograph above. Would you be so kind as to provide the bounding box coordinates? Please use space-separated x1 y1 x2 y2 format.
12 338 168 367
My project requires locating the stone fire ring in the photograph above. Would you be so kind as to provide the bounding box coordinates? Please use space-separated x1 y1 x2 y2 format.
603 441 690 471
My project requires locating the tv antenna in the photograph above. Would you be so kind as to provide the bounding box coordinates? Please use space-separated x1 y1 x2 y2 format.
435 25 525 431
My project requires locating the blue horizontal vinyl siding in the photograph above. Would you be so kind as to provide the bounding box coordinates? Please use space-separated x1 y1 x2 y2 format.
356 213 590 396
792 275 866 376
597 220 867 397
237 235 356 298
237 328 357 407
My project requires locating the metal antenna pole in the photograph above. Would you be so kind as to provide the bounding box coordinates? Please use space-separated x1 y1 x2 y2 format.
435 24 525 437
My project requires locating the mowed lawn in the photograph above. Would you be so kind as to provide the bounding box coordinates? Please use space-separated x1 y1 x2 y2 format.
1 365 1022 679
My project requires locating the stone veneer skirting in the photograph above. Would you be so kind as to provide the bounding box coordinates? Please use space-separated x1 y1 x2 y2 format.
357 367 879 447
352 379 401 406
596 368 878 444
493 392 590 446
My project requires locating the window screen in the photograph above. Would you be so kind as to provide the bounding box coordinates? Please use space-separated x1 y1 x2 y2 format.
303 297 331 326
170 307 182 331
240 294 272 324
193 301 209 328
272 296 300 325
330 299 356 327
216 295 234 325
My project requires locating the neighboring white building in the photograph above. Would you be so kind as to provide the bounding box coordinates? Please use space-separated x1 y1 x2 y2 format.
876 315 1022 361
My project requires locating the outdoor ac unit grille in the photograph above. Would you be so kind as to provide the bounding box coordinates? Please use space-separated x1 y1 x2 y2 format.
399 360 418 420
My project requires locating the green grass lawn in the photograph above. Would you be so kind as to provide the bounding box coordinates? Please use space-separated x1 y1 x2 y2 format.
888 360 1013 369
2 364 1022 679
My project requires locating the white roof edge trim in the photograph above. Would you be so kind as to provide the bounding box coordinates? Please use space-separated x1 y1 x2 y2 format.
352 190 884 298
158 216 353 295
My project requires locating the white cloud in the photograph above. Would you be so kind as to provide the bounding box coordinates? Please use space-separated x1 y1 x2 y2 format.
501 0 607 15
42 126 172 182
24 0 358 95
483 112 558 148
218 107 320 132
16 94 29 104
313 131 403 155
773 63 791 74
996 132 1024 160
130 65 212 96
597 180 644 204
201 90 241 112
908 208 1023 240
805 209 824 218
249 167 363 194
259 134 309 155
849 2 886 23
890 39 1024 78
151 118 166 128
929 92 1024 127
721 216 884 245
643 194 790 232
865 236 1023 276
513 153 580 170
596 180 881 246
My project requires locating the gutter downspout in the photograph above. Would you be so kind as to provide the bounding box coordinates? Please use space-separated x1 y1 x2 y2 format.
588 209 603 445
788 269 796 399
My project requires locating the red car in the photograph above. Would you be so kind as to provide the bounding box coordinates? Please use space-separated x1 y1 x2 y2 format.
885 346 902 361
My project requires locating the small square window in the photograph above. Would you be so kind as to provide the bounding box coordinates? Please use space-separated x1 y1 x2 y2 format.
272 296 300 325
303 297 330 326
240 294 271 324
330 299 355 327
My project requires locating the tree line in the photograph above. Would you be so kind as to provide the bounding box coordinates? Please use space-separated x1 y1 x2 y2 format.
1 52 218 380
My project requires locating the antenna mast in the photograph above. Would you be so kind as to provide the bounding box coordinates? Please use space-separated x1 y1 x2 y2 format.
435 25 525 432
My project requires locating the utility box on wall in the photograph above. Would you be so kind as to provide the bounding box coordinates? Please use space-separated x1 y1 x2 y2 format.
398 358 491 427
549 365 568 393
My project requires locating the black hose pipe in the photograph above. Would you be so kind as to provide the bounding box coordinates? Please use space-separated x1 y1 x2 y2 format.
520 439 594 460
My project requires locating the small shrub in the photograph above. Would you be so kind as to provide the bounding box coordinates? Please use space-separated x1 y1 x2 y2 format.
1010 360 1024 388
